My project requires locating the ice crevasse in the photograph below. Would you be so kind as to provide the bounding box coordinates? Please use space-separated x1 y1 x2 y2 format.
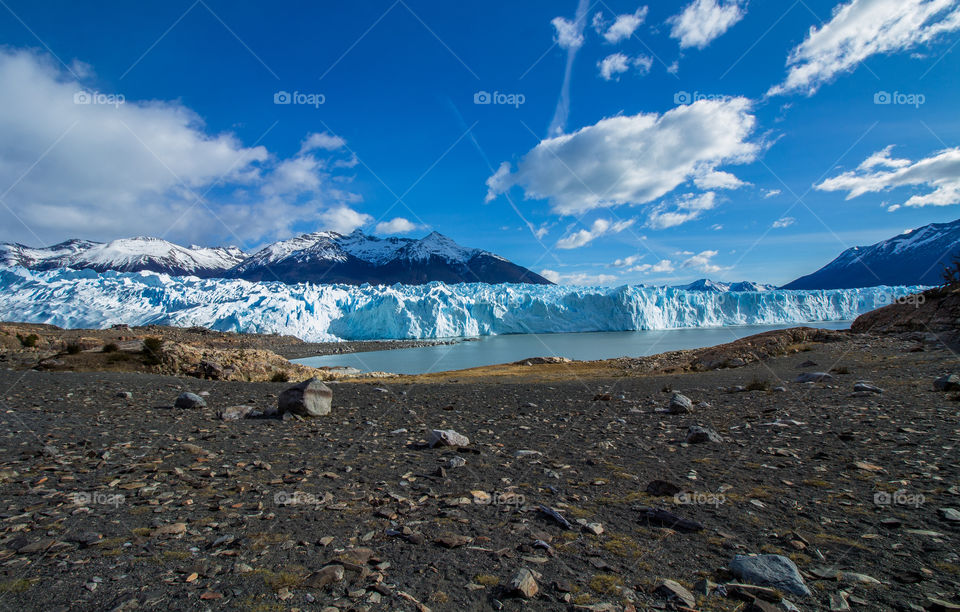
0 267 924 342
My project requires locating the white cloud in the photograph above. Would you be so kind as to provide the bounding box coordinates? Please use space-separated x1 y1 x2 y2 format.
375 217 423 234
711 223 724 230
556 218 635 249
613 254 643 267
486 98 759 215
318 206 373 234
0 49 363 247
763 188 782 198
815 146 960 208
534 223 551 239
769 0 960 96
681 249 726 273
298 132 345 155
647 192 718 229
668 0 746 50
598 53 630 80
772 216 796 228
600 7 649 43
540 269 619 285
631 259 676 274
551 16 585 50
598 53 653 80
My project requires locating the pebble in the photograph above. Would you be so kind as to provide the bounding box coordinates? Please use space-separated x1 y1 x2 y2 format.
668 392 693 414
655 579 695 607
428 429 469 448
686 425 723 444
508 568 539 599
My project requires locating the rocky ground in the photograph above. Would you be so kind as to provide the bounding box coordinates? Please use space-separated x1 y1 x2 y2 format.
0 327 958 611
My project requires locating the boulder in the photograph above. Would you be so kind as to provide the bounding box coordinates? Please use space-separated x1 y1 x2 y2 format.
686 425 723 444
853 381 883 394
509 568 539 598
934 374 960 392
428 429 469 448
278 378 333 417
794 372 834 383
730 554 811 597
668 392 693 414
175 392 206 409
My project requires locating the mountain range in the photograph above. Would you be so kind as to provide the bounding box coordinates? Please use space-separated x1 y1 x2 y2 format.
782 218 960 289
0 231 552 286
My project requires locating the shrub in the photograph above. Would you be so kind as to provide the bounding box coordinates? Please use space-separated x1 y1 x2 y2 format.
102 343 119 353
66 343 82 355
271 371 290 383
17 333 39 348
141 337 164 365
745 377 771 392
942 258 960 287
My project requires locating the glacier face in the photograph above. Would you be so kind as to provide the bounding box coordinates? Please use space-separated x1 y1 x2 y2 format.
0 266 925 342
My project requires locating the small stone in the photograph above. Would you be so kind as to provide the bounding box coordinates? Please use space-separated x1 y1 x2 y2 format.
305 564 344 589
447 456 467 469
428 429 469 448
278 378 333 417
218 405 256 421
794 372 834 383
852 381 883 394
509 568 539 598
175 392 206 409
730 554 811 597
655 579 695 608
934 374 960 392
939 507 960 522
116 391 133 399
434 534 473 548
686 425 722 444
668 392 693 414
181 443 205 455
152 523 187 538
928 598 960 612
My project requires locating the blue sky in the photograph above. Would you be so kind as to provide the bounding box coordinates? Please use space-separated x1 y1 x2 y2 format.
1 0 959 286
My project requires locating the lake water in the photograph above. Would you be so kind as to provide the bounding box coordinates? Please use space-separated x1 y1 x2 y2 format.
294 321 853 375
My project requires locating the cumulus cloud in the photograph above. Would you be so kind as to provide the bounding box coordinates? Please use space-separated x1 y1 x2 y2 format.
375 217 423 234
597 7 649 43
0 49 364 246
769 0 960 96
763 188 782 198
772 216 796 228
668 0 746 49
485 98 759 215
613 254 644 267
551 15 586 50
556 218 635 249
815 146 960 209
319 206 373 234
540 269 619 285
598 53 653 80
647 192 718 229
631 259 676 274
681 249 726 273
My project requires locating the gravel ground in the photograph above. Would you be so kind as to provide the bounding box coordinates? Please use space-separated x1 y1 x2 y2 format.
0 333 958 611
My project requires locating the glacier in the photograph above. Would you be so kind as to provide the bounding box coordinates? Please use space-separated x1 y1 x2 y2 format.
0 266 925 342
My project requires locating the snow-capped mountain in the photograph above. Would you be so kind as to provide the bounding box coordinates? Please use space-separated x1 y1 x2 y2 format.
230 230 552 285
1 231 551 285
783 218 960 289
0 237 246 278
676 279 775 292
0 266 922 341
